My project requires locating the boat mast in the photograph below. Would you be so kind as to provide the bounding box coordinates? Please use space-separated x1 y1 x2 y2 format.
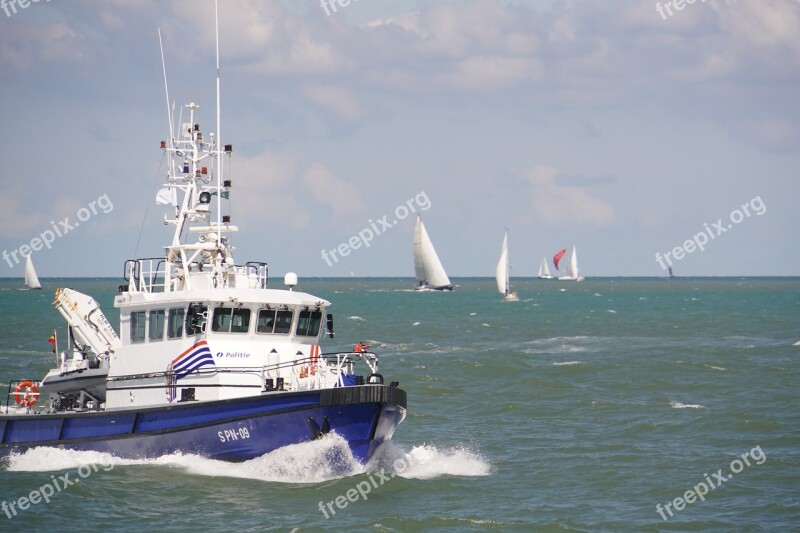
158 29 174 157
505 229 510 296
214 0 222 242
152 0 234 292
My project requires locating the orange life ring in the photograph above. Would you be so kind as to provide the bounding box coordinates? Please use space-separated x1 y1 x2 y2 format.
13 381 39 407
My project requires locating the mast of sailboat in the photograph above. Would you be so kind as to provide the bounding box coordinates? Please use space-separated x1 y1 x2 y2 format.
505 229 510 295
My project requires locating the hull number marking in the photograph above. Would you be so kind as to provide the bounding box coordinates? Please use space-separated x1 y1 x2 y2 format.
218 427 251 442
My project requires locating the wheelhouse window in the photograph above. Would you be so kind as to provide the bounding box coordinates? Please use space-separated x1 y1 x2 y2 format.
256 309 293 334
167 308 184 339
130 311 146 344
295 310 322 337
149 309 165 341
256 309 275 334
274 310 293 334
185 304 207 336
212 307 251 333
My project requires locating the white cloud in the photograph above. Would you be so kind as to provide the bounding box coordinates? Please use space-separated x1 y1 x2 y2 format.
226 149 362 230
0 197 44 240
524 165 616 227
169 0 350 75
0 21 84 68
303 163 364 216
303 85 362 120
447 55 542 90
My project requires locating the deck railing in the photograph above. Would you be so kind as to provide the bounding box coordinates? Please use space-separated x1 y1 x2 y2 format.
123 258 167 293
122 258 268 292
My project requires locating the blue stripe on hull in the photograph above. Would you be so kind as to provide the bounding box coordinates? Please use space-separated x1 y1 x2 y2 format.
40 403 381 462
0 386 406 463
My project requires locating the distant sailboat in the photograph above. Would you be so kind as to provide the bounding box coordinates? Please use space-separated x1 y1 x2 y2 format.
412 216 453 291
538 258 554 279
668 266 674 278
496 229 518 301
557 246 584 281
24 255 42 290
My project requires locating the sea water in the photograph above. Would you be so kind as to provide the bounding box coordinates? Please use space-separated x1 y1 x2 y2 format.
0 277 798 531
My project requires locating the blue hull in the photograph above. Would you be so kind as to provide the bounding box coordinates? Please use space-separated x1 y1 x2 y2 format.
0 385 406 463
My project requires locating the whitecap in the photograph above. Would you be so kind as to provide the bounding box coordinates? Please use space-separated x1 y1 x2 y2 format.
6 447 121 473
670 401 705 409
6 435 491 484
366 441 491 480
6 434 360 484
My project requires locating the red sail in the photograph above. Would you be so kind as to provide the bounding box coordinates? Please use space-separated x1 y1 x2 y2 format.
553 249 567 270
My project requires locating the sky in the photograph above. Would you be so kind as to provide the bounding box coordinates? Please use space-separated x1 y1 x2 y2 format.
0 0 798 279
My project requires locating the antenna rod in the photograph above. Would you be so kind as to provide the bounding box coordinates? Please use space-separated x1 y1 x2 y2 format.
158 29 174 151
214 0 222 235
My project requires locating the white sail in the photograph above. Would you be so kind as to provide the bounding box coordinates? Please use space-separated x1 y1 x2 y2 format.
558 246 584 281
496 232 509 295
538 258 552 278
24 255 41 290
495 230 518 300
412 216 451 289
568 246 578 278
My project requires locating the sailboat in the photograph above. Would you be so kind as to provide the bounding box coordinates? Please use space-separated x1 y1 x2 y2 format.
24 255 41 290
412 216 453 291
557 246 585 281
537 258 554 279
496 229 518 301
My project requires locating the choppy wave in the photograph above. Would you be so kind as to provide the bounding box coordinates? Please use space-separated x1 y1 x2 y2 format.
669 401 706 409
6 447 124 473
367 440 491 479
552 361 584 366
5 434 490 483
